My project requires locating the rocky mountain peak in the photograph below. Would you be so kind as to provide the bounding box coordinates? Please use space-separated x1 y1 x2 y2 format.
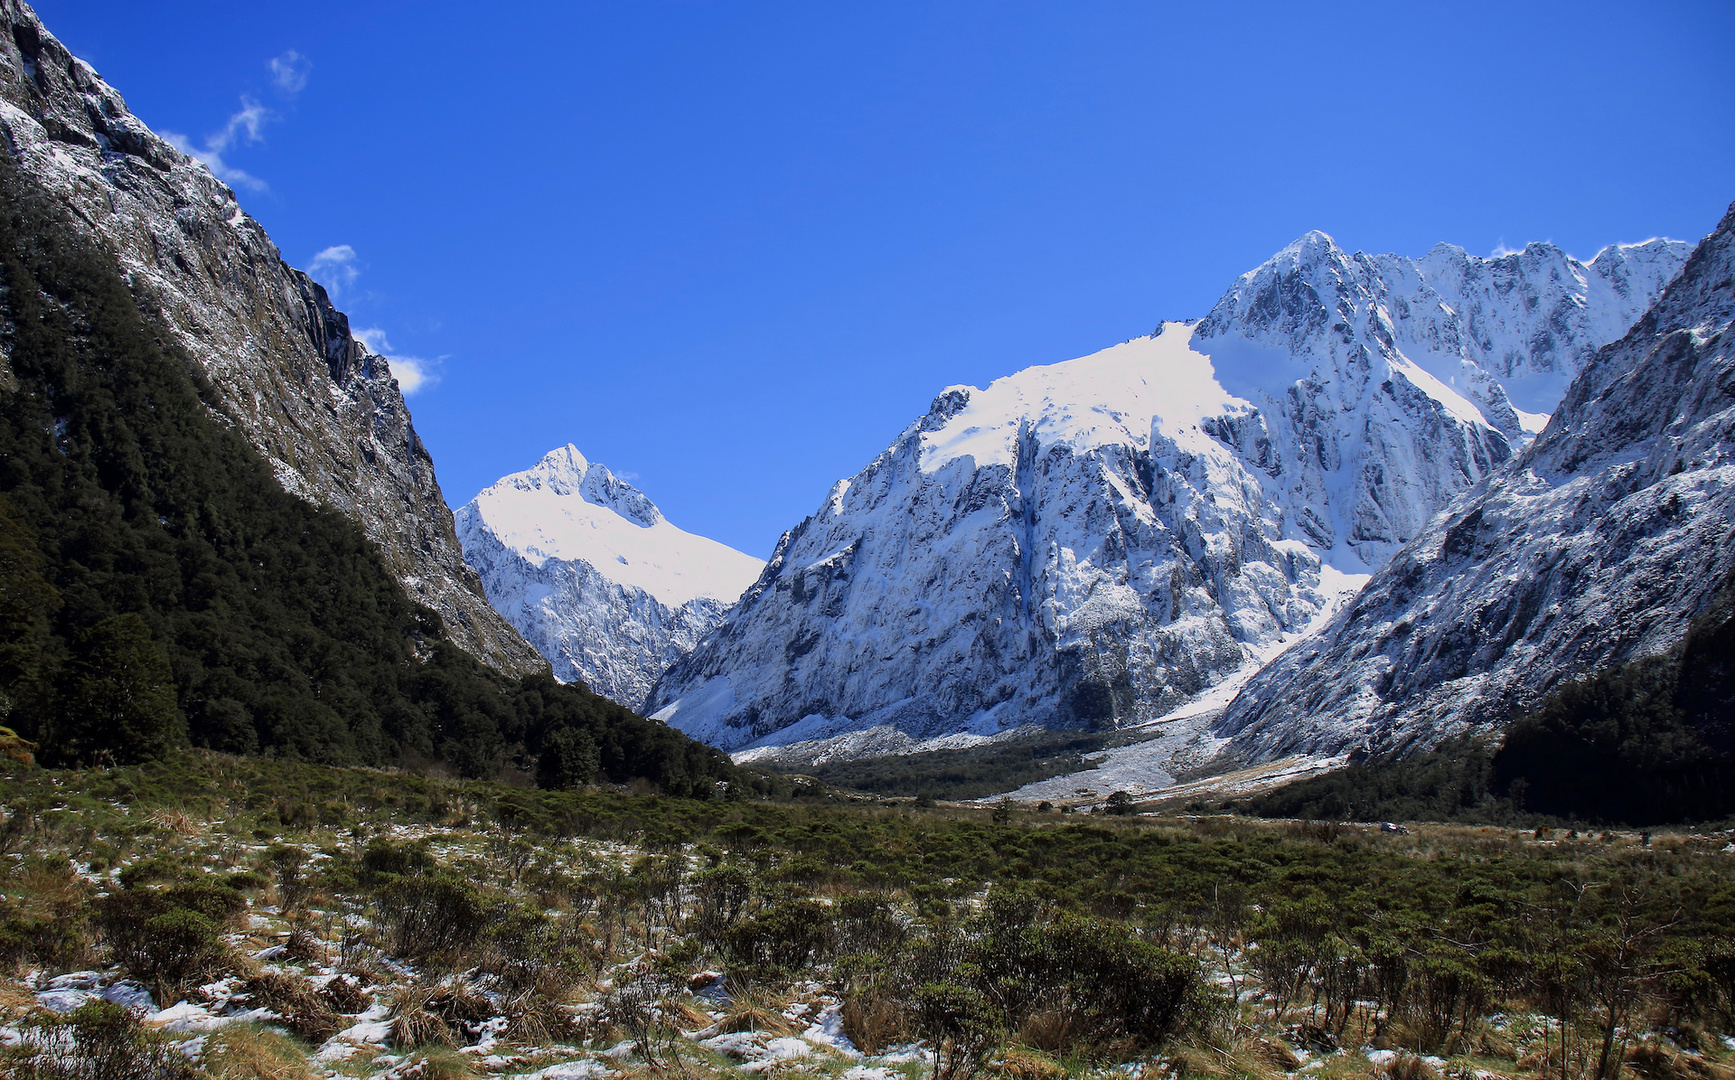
497 445 666 530
457 447 762 707
645 220 1690 759
1216 200 1735 764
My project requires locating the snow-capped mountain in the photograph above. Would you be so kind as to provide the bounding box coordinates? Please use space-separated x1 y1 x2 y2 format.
645 233 1686 754
1216 201 1735 763
0 1 543 675
456 446 764 707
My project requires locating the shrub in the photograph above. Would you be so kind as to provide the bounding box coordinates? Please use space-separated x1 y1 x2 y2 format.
374 873 490 964
5 999 198 1080
93 884 238 988
724 898 832 974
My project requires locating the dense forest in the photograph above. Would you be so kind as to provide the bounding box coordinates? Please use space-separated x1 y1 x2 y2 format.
0 154 759 798
1239 572 1735 827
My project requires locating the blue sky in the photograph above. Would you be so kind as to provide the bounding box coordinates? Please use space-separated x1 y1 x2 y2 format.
33 1 1735 559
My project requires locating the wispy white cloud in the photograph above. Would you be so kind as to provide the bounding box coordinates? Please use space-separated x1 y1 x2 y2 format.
268 50 311 95
1491 238 1519 258
163 50 310 191
354 327 439 396
308 244 360 298
163 95 271 191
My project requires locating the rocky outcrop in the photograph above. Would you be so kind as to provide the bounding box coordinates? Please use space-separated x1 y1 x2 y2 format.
456 446 764 707
0 1 543 675
1216 201 1735 761
646 230 1686 756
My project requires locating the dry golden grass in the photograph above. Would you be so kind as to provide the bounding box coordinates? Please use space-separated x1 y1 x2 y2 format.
201 1024 320 1080
0 978 37 1020
1164 1036 1285 1080
395 1046 484 1080
501 987 576 1045
718 993 797 1037
147 808 209 838
320 974 369 1014
667 998 713 1031
839 991 908 1054
387 983 460 1049
1252 1038 1301 1072
1377 1054 1442 1080
1017 1007 1085 1055
1626 1042 1735 1080
989 1047 1071 1080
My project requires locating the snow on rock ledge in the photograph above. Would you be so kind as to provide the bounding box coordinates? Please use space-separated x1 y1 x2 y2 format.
457 446 764 708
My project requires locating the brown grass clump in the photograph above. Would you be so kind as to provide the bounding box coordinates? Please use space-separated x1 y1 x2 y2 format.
201 1023 321 1080
147 808 209 838
1163 1037 1283 1080
424 979 495 1029
840 991 909 1055
501 988 575 1045
0 726 37 766
989 1047 1070 1080
1253 1038 1301 1072
0 979 37 1020
1018 1007 1085 1055
240 971 340 1043
387 983 459 1049
387 978 497 1048
1377 1054 1442 1080
668 997 714 1032
320 974 370 1014
718 993 796 1037
1626 1042 1735 1080
391 1046 483 1080
282 928 325 963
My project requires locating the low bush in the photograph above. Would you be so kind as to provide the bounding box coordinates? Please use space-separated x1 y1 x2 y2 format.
93 882 242 989
5 999 198 1080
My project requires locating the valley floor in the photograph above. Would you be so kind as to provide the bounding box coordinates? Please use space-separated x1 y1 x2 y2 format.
2 754 1732 1080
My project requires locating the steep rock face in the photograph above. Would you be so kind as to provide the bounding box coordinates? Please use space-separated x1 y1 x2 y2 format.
1216 202 1735 761
647 230 1686 754
0 2 543 675
1411 239 1689 415
456 446 764 708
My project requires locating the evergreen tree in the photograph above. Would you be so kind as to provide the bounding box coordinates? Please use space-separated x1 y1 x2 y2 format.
50 614 178 766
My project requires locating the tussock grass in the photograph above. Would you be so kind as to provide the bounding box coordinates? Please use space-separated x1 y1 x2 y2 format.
201 1023 320 1080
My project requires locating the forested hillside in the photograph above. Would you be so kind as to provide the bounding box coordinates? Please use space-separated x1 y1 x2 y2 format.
0 155 751 796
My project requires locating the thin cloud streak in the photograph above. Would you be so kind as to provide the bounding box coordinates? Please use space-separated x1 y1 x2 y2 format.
164 95 271 191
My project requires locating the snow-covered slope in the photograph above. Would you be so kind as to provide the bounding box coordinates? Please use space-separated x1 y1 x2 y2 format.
456 446 764 707
645 230 1684 754
1216 201 1735 762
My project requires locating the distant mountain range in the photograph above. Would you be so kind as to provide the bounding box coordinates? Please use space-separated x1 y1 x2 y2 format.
9 0 1722 800
637 229 1688 761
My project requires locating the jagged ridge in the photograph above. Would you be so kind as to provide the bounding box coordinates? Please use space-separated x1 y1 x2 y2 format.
1216 200 1735 762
